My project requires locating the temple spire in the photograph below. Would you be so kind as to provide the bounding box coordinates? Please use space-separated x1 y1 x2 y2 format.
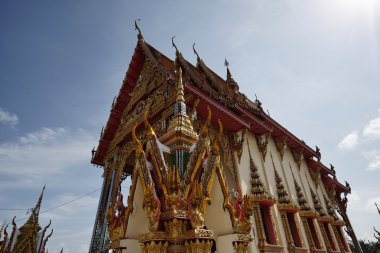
291 172 311 212
248 140 265 196
310 188 325 216
21 185 45 231
176 67 185 104
224 58 239 91
159 52 198 174
271 153 292 205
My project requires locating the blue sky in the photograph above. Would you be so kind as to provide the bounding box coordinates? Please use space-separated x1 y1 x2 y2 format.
0 1 379 252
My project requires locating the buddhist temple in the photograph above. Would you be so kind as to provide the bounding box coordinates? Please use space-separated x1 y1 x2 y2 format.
89 22 362 253
0 186 54 253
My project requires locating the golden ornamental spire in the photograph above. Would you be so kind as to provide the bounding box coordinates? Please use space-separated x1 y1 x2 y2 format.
324 195 338 220
292 174 310 212
271 154 292 205
248 140 265 197
176 67 185 104
310 188 325 216
201 106 212 138
159 60 198 151
21 185 45 232
134 19 143 40
212 119 223 156
144 109 155 138
132 124 143 158
224 58 239 91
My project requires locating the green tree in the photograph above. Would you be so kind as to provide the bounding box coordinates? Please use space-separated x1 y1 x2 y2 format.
348 239 380 253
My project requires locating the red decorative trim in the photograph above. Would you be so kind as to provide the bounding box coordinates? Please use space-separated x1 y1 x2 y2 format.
260 113 320 160
91 42 145 166
186 84 251 131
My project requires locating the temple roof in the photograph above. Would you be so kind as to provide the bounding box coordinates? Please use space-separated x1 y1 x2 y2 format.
91 31 349 194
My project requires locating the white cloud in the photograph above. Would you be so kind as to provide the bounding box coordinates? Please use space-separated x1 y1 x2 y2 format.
348 190 360 204
363 150 380 171
338 130 359 150
366 196 380 213
0 107 19 127
0 127 96 188
363 109 380 138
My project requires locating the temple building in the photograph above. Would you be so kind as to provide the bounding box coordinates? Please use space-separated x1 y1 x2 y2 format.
89 23 362 253
0 186 54 253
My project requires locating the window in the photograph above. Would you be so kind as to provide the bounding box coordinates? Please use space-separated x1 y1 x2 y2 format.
260 205 277 245
287 213 302 248
307 218 321 249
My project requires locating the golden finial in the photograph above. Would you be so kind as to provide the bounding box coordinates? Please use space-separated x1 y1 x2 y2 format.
144 109 155 138
172 36 179 55
0 220 5 238
212 119 223 155
44 219 51 229
11 216 16 229
224 58 229 67
132 124 143 157
201 106 212 138
134 19 143 39
176 66 185 104
3 225 8 242
46 228 53 240
193 43 201 62
224 57 235 83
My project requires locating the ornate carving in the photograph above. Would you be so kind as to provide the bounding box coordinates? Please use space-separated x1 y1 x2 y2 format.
187 181 205 229
273 163 300 212
273 136 287 160
107 199 125 241
255 134 269 161
184 239 213 253
233 241 250 253
326 185 336 201
166 165 185 211
292 148 304 169
163 218 187 241
160 210 188 221
329 164 337 180
140 240 169 253
310 167 321 189
230 130 246 164
185 229 214 240
127 62 165 112
231 189 254 234
143 183 161 232
139 231 168 242
236 233 253 242
310 188 325 217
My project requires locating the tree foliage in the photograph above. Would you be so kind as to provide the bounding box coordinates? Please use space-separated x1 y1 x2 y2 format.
348 239 380 253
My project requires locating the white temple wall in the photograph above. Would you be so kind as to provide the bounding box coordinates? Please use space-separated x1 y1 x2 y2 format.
204 174 234 237
231 130 348 253
299 160 313 205
281 148 299 202
124 176 150 239
261 138 278 195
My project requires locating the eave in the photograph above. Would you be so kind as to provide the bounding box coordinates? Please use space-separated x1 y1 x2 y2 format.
91 40 146 166
322 174 350 194
259 112 320 160
186 84 251 131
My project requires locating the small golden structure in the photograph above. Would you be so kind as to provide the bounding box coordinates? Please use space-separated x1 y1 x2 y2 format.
0 186 54 253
